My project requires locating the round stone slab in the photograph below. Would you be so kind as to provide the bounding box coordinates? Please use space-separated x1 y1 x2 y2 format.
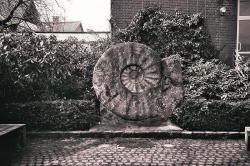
93 42 183 121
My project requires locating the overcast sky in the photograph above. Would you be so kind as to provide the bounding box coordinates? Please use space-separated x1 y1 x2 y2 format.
53 0 111 31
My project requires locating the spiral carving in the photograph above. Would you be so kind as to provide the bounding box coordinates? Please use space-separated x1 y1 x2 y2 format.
93 42 183 122
120 59 161 94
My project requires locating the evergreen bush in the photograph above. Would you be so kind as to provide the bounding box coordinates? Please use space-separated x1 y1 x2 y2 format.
170 99 250 131
0 32 106 103
183 59 249 101
113 7 218 66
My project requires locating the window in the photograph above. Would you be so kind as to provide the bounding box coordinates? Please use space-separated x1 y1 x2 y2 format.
237 0 250 56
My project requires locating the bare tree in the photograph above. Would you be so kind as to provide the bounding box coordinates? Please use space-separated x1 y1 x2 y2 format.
0 0 63 31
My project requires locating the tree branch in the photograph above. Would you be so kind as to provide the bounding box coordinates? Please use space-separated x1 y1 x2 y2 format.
12 16 28 22
0 0 25 26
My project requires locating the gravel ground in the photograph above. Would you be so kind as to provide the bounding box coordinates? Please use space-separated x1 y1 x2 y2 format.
5 137 250 166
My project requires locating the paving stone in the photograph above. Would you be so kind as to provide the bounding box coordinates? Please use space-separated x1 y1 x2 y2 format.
8 138 250 165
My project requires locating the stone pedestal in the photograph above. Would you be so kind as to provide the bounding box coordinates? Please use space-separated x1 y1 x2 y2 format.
92 42 183 129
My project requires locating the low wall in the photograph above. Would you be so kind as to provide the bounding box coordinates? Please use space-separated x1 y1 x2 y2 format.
36 32 111 41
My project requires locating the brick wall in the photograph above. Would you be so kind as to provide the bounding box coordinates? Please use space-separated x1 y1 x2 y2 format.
111 0 237 66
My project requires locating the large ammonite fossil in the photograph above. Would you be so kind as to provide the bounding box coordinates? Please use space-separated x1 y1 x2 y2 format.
93 42 183 122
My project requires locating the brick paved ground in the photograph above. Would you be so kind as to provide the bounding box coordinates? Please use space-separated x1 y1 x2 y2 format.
7 138 250 165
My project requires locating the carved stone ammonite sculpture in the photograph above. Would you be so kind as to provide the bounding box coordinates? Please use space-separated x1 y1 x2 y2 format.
93 42 183 124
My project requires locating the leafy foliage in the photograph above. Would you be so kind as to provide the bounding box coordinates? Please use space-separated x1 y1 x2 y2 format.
0 32 112 131
113 7 218 65
173 58 250 131
184 59 249 101
0 100 100 131
0 32 107 103
235 52 250 80
170 99 250 131
176 58 250 131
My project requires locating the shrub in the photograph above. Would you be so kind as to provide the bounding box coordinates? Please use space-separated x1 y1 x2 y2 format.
113 7 218 65
0 32 108 103
0 100 100 131
170 99 250 131
184 59 249 101
89 37 113 56
173 59 249 131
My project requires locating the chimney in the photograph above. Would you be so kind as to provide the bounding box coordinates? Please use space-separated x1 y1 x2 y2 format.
53 16 60 23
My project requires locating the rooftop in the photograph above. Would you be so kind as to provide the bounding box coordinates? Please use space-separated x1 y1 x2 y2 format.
40 21 84 32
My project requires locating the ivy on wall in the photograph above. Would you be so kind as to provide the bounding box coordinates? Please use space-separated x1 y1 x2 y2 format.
113 7 219 66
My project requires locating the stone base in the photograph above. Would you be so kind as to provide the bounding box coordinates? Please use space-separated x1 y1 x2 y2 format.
90 119 182 132
90 108 182 132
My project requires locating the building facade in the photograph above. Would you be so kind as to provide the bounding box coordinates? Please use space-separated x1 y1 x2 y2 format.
111 0 250 66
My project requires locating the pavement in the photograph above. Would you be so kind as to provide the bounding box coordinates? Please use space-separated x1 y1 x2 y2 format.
5 137 250 166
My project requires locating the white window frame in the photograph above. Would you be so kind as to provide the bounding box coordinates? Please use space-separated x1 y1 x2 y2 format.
236 0 250 55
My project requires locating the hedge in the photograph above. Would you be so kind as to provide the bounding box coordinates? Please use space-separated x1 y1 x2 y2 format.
1 99 249 131
0 100 100 131
170 99 250 131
